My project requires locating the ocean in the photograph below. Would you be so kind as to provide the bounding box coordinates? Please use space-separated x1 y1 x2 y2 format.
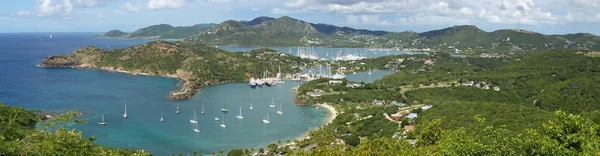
0 33 392 155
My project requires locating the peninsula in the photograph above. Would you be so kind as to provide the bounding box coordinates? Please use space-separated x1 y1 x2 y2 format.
39 41 310 100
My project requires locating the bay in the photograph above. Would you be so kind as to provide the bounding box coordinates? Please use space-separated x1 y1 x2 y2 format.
0 33 392 155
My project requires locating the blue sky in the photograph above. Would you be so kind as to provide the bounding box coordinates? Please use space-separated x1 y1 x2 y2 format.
1 0 600 35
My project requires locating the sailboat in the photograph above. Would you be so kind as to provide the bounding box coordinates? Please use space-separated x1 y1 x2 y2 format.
368 68 372 75
194 123 200 133
160 111 164 122
276 103 283 115
176 103 180 114
249 101 253 110
220 114 226 128
236 107 244 119
98 114 106 125
201 103 205 114
221 101 228 112
262 113 270 124
189 109 198 124
123 101 128 119
269 98 276 108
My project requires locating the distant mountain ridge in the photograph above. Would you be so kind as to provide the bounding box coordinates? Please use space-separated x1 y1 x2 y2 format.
184 16 600 53
97 23 216 39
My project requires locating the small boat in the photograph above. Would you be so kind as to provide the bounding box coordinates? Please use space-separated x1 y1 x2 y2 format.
368 68 372 75
236 107 244 119
276 103 283 115
123 101 128 119
215 117 220 121
221 101 228 112
269 98 276 108
176 103 180 114
201 103 205 114
194 123 200 133
189 109 198 124
98 114 106 125
220 114 226 128
160 111 164 122
249 101 253 110
262 113 270 124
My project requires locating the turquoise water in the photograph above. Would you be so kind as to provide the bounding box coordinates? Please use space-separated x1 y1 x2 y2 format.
346 69 397 83
0 33 394 155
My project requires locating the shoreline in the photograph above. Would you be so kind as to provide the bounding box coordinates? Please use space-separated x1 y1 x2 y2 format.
284 103 338 147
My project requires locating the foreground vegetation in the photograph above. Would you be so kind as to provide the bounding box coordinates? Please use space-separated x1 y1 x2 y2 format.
0 103 149 155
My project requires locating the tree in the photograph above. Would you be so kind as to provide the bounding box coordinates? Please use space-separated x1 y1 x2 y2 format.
416 119 442 146
226 149 244 156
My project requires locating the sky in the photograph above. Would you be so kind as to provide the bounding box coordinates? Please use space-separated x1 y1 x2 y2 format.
1 0 600 35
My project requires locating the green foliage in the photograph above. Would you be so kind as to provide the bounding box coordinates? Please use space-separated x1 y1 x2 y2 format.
0 102 150 156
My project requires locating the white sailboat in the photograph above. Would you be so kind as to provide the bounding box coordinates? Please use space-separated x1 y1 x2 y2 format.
189 109 198 123
221 101 228 112
201 103 205 114
236 107 244 119
276 103 283 115
98 114 106 125
215 117 220 121
249 101 253 110
269 98 276 108
368 68 372 75
262 113 270 124
160 111 164 122
123 101 128 119
220 114 226 128
176 103 180 114
194 123 200 133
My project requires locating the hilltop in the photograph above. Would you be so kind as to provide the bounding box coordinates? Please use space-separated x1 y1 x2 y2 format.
39 41 310 100
184 16 600 54
96 23 216 39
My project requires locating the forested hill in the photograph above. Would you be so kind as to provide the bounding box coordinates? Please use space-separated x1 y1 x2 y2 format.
283 50 600 155
184 16 600 54
39 41 310 100
96 23 216 39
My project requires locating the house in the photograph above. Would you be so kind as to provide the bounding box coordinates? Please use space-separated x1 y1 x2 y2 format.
390 101 407 107
406 113 418 119
483 85 490 90
493 86 500 91
421 105 432 110
372 100 384 106
329 80 343 85
404 125 415 132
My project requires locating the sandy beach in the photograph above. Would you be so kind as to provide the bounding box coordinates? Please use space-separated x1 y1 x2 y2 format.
283 103 338 146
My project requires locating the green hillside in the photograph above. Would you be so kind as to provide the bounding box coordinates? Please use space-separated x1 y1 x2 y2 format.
97 24 216 39
184 16 600 54
39 41 311 100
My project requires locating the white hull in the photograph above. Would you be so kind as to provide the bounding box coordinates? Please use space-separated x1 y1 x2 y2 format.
194 129 200 133
277 111 283 115
215 118 220 121
98 122 106 125
249 107 253 110
190 120 197 124
220 124 226 128
161 118 164 122
269 105 275 108
262 120 270 124
236 116 243 119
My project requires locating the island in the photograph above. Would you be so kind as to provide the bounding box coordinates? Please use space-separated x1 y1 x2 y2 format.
39 41 311 100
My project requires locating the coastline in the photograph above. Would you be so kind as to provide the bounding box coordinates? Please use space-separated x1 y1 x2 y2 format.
285 103 338 146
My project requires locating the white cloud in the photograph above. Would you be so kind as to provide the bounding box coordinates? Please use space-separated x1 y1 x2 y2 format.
147 0 188 10
121 2 140 12
271 8 289 14
75 0 111 7
12 11 32 17
35 0 73 17
284 0 307 8
346 14 391 25
570 0 598 8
